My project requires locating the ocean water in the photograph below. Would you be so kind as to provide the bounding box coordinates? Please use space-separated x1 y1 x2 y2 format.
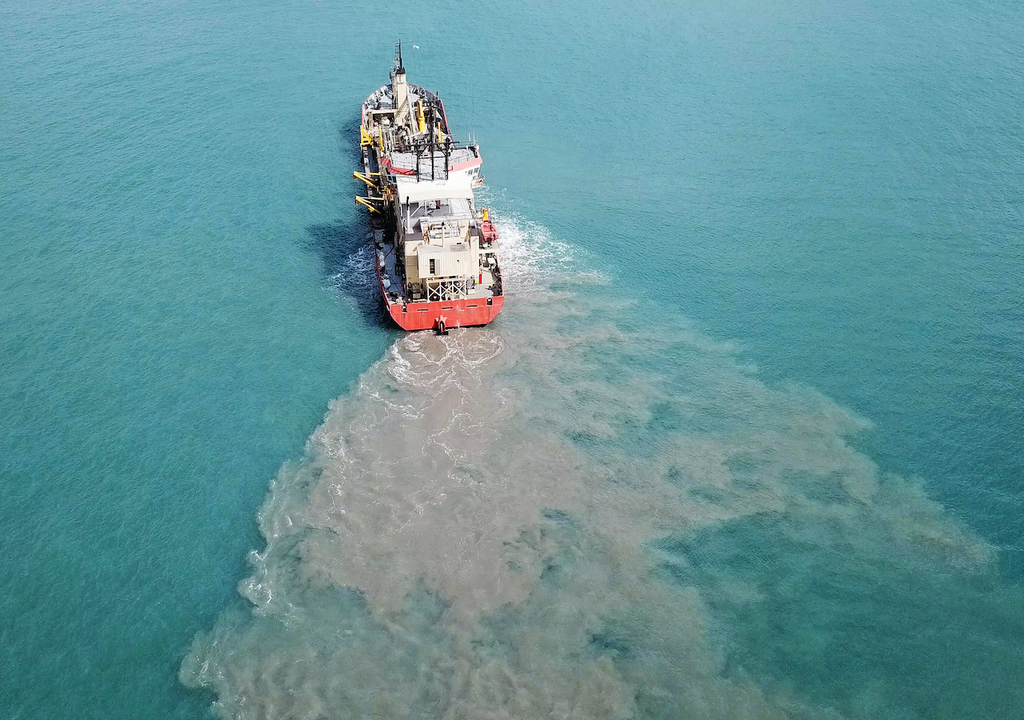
2 1 1022 718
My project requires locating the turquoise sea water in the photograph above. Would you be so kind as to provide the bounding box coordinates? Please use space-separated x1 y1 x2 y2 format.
2 1 1022 718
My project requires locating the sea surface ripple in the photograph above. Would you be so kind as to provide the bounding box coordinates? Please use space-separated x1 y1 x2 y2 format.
1 0 1022 718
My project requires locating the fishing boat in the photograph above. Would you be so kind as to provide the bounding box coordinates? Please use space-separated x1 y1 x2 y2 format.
355 43 504 332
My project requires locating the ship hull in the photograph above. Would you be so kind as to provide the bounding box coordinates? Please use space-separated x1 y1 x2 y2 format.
358 49 505 332
375 263 503 331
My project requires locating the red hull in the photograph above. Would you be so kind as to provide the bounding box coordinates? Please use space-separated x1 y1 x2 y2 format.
375 263 503 331
387 295 504 331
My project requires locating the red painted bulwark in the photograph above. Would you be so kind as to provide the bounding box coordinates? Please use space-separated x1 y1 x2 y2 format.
448 157 483 172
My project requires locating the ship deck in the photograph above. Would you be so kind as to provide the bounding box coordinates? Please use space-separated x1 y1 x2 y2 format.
378 237 498 306
388 148 479 182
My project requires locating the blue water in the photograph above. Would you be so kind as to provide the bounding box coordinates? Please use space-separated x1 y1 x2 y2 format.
2 1 1022 718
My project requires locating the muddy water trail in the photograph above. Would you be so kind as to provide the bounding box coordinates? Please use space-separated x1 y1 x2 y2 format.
182 214 1020 719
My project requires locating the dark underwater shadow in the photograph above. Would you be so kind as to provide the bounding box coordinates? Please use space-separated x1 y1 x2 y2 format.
303 116 391 329
304 218 389 328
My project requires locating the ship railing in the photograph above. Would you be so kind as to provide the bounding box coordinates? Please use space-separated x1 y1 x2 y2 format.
406 204 476 227
423 221 463 242
425 277 471 301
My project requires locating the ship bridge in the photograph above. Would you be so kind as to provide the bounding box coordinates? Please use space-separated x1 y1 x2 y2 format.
396 175 475 235
394 175 492 302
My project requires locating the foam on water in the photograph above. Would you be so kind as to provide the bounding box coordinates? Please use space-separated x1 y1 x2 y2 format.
181 212 1022 719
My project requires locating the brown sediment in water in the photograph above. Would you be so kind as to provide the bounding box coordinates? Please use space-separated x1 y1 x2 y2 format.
182 213 998 720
